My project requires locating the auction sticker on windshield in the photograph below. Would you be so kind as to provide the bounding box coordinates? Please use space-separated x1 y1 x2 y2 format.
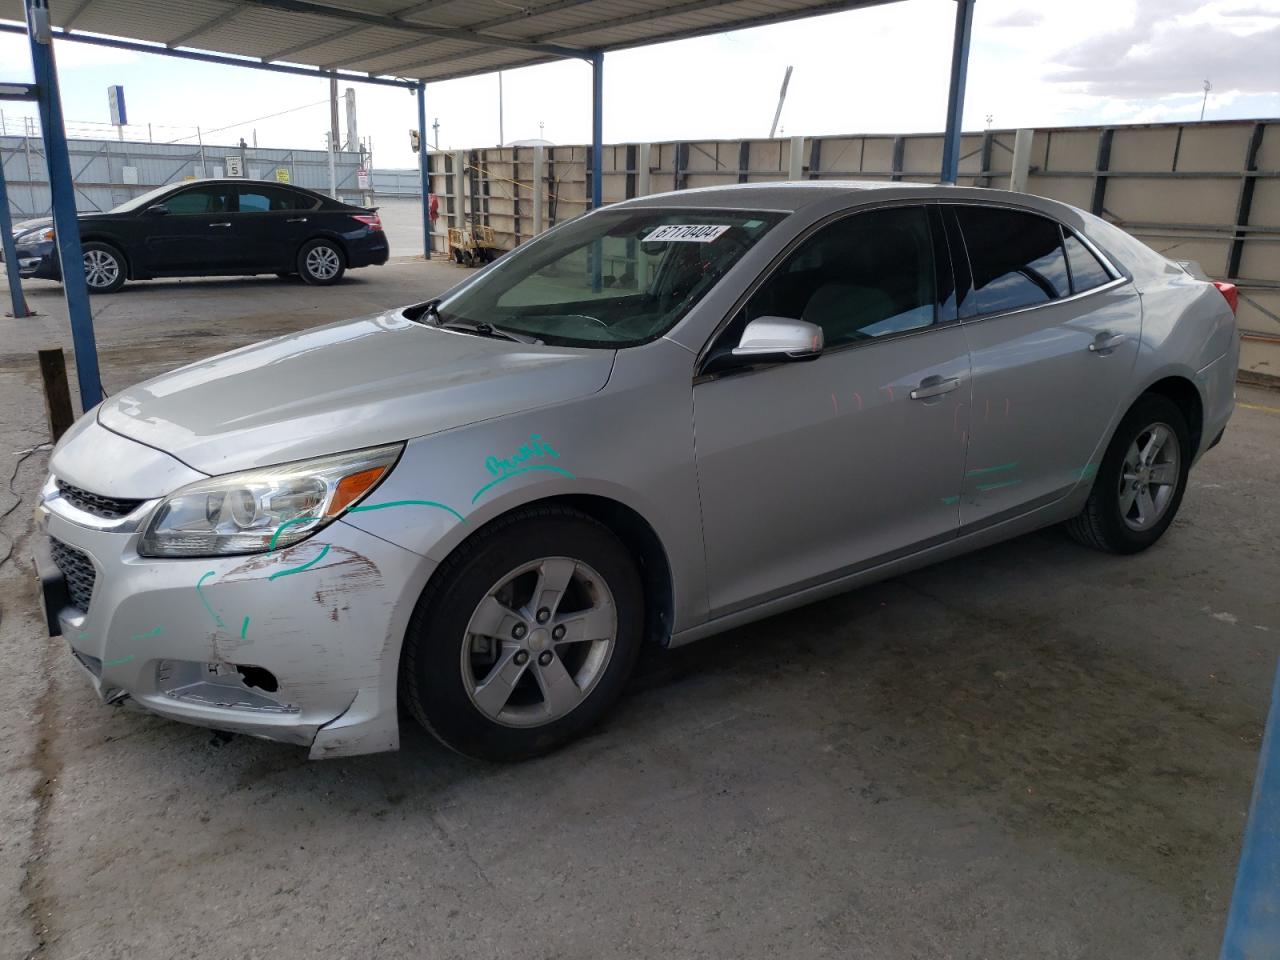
642 224 731 243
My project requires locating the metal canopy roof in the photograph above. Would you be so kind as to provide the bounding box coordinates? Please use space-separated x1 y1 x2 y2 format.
1 0 900 84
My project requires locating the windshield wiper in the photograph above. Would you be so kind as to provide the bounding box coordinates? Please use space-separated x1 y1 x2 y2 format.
439 318 542 345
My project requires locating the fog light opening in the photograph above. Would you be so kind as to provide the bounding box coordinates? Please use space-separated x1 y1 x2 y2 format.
235 664 279 693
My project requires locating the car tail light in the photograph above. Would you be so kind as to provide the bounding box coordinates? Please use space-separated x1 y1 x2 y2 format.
352 213 382 231
1212 281 1238 315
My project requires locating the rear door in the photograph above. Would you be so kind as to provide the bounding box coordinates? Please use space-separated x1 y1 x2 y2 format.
135 183 236 273
948 203 1141 529
692 204 972 617
229 185 316 270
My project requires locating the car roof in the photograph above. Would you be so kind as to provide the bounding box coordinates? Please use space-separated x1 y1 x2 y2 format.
612 180 1075 218
171 178 323 195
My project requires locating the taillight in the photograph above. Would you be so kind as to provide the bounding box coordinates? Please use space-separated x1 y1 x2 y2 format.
352 213 381 231
1212 281 1238 315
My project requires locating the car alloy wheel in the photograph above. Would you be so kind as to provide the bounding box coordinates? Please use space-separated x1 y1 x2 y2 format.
460 556 617 728
304 244 341 280
1118 421 1180 531
83 248 120 289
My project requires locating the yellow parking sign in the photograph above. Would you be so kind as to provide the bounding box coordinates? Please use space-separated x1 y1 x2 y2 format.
274 168 290 183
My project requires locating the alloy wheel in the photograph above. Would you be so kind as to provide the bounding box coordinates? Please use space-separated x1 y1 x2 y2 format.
305 245 341 280
460 556 617 728
83 249 119 288
1118 421 1180 531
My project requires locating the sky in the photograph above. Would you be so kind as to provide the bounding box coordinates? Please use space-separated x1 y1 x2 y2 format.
0 0 1277 169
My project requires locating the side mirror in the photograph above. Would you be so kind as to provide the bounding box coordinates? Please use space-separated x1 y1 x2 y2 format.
144 204 169 216
731 316 823 362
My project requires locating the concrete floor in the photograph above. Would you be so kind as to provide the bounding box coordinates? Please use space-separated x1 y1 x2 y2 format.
1 265 1277 960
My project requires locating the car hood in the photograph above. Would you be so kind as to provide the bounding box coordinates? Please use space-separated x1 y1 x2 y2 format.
97 309 616 476
12 216 51 239
13 213 110 237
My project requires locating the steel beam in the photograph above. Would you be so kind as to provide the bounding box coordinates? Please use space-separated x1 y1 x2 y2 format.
167 4 248 47
1090 128 1114 216
0 156 33 317
416 81 431 259
590 51 603 209
0 22 418 88
1228 123 1266 279
940 0 974 184
25 0 101 409
1220 659 1280 958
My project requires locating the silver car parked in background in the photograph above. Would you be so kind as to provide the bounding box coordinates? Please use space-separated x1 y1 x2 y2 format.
36 182 1239 761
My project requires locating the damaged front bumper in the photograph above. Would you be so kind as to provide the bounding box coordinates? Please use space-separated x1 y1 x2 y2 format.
35 471 430 758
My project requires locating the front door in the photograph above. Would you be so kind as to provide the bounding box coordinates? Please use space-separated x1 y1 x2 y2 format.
136 183 238 273
946 204 1142 529
693 204 972 618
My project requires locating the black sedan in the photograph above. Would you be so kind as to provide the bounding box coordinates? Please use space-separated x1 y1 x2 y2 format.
6 179 389 293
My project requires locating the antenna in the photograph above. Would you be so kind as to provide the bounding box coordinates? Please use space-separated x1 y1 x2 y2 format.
769 65 793 139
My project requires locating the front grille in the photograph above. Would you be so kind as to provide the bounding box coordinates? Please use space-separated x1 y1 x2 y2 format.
50 538 96 612
56 479 144 520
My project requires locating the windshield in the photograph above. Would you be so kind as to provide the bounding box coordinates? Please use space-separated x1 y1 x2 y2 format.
109 183 183 214
437 208 785 347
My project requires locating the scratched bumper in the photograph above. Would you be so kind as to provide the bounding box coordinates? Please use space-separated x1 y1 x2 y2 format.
36 493 428 756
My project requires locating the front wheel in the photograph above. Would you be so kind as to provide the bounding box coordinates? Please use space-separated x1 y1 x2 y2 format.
1065 393 1192 554
81 241 126 294
401 508 644 761
297 239 346 285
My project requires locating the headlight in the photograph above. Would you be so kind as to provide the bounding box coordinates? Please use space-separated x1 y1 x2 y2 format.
16 227 54 245
137 443 402 557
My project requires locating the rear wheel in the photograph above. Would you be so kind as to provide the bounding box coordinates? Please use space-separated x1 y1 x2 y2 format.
297 239 345 285
401 507 643 761
81 242 126 294
1065 393 1191 554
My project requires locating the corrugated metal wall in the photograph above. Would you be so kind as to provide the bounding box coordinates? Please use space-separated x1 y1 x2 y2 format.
1 134 367 219
394 119 1276 380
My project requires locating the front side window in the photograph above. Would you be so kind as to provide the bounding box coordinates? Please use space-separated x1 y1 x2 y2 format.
745 206 938 349
955 206 1070 317
438 209 784 347
164 186 232 215
236 187 300 212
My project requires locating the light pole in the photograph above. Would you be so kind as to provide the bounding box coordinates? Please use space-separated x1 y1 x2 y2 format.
1200 79 1211 121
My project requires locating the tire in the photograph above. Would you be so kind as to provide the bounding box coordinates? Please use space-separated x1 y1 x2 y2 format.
297 239 346 285
401 507 644 761
81 241 126 294
1065 393 1192 554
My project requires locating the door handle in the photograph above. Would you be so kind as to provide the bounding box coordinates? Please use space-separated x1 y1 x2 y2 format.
209 222 231 228
1089 332 1127 353
286 217 308 223
910 376 962 400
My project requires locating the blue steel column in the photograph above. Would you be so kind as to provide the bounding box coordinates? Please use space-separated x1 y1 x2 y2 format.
1220 660 1280 958
26 0 101 409
416 81 431 260
940 0 975 184
0 157 32 318
590 51 603 209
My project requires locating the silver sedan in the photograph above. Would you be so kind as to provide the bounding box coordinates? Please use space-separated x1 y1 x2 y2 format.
36 182 1240 761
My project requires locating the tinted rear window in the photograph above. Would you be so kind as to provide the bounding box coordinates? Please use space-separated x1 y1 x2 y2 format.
1064 232 1113 293
955 206 1071 317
